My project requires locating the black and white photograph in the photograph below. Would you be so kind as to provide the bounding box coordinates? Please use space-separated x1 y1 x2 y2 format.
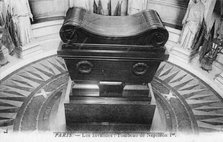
0 0 223 141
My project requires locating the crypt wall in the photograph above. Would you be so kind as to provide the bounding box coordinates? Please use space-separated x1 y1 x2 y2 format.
1 0 222 91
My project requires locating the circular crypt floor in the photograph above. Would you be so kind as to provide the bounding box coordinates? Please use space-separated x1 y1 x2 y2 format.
0 55 223 134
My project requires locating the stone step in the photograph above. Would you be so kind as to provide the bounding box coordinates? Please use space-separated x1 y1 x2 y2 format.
66 123 152 132
72 84 150 98
69 96 151 104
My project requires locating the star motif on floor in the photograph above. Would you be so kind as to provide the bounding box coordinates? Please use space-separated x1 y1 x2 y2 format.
162 91 176 101
34 89 51 98
1 56 223 132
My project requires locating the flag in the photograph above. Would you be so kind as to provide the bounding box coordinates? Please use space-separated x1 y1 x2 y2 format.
93 0 98 14
107 0 112 16
98 0 103 15
199 21 216 71
117 1 122 16
113 1 122 16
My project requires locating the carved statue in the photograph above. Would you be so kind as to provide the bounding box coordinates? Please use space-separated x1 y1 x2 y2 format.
178 0 206 50
7 0 33 47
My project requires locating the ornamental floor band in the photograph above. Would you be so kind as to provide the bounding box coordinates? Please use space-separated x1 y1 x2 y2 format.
0 55 223 133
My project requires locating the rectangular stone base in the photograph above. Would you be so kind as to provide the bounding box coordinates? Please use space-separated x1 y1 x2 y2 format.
65 97 155 131
66 123 152 132
72 83 150 98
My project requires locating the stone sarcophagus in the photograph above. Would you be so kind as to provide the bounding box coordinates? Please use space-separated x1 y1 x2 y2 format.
58 7 169 85
57 7 169 131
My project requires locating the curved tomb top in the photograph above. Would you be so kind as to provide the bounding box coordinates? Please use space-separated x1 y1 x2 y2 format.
60 7 169 46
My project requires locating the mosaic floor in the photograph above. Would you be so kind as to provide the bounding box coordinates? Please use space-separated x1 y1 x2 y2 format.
0 55 223 133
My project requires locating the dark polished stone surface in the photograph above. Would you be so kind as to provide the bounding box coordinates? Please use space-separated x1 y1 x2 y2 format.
58 8 169 84
65 102 155 131
60 7 169 46
59 7 169 132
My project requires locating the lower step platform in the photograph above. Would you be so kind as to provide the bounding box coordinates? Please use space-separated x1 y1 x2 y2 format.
66 123 152 131
65 97 156 131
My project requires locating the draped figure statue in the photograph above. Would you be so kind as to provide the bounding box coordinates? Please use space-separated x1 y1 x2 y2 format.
6 0 33 47
178 0 206 50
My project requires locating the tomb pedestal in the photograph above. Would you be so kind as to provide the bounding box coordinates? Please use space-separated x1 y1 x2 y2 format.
57 7 169 131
